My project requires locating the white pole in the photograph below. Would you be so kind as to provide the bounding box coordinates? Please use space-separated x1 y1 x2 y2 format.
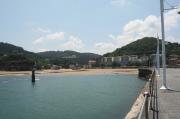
160 0 168 89
156 35 160 76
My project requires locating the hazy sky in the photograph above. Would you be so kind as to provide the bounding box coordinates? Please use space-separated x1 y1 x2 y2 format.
0 0 180 54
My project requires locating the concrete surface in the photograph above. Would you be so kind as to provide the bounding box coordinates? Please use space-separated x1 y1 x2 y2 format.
158 68 180 119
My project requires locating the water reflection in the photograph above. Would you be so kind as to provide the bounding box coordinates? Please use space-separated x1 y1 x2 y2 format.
31 82 36 88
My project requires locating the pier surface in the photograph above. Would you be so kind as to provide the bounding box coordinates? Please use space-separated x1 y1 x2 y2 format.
158 68 180 119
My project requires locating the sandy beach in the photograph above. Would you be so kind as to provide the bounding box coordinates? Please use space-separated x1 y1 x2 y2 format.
0 68 138 76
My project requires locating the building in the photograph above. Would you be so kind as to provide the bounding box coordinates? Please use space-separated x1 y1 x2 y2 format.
168 55 180 66
51 65 61 70
138 55 149 63
88 60 96 68
62 55 77 59
121 55 130 66
114 56 122 63
129 55 138 62
83 65 89 69
99 55 150 67
103 57 114 66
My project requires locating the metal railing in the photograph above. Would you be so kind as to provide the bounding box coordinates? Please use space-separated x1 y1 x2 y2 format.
138 69 159 119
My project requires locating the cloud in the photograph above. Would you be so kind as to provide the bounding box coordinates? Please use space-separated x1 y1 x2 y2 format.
123 8 180 37
33 37 44 44
60 36 84 51
164 9 180 29
110 0 129 7
34 27 51 33
33 32 65 44
46 32 65 40
37 48 50 52
94 8 180 54
166 36 180 43
123 15 160 37
93 42 115 55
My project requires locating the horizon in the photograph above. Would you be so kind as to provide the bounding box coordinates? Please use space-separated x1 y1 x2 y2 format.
0 36 177 55
0 0 180 55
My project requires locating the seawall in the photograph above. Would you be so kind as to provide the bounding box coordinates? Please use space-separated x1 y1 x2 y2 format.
125 68 152 119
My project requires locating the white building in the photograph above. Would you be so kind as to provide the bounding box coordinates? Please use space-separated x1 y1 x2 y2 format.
103 57 114 65
138 55 149 62
88 60 96 68
129 55 138 62
114 56 122 63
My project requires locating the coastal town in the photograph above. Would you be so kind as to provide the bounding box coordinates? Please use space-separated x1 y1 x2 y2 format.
51 54 180 70
0 0 180 119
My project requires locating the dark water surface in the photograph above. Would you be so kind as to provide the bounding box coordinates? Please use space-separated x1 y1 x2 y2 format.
0 74 145 119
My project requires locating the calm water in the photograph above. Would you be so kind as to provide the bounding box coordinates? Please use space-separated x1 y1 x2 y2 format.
0 74 145 119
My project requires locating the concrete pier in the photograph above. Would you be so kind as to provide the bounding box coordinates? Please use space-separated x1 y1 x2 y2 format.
158 68 180 119
138 68 152 79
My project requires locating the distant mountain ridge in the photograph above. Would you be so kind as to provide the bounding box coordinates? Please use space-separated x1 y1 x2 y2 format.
0 42 101 70
1 37 180 70
0 42 24 54
104 37 180 57
0 42 46 70
38 50 101 67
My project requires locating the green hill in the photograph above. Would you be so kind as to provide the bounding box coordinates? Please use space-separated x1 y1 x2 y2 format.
0 42 47 70
0 42 24 54
104 37 180 57
0 42 101 70
38 51 101 68
1 37 180 70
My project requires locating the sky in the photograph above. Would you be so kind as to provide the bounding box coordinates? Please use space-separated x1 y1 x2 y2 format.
0 0 180 54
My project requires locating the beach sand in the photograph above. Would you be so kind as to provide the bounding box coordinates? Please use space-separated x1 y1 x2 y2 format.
0 68 138 76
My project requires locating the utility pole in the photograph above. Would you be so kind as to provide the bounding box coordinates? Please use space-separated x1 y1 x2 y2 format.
160 0 168 90
156 35 160 77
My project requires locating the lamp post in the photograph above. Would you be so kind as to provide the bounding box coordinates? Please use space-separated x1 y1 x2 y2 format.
159 1 179 90
160 0 168 90
156 35 160 77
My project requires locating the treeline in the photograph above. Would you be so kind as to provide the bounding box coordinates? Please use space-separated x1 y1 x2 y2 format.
0 43 48 71
1 37 180 71
104 37 180 57
37 51 101 68
0 43 100 71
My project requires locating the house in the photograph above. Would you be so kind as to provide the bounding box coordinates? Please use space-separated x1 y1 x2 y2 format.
138 55 149 63
168 55 180 66
88 60 96 68
69 64 81 70
51 65 61 70
103 57 114 66
114 56 122 63
129 55 138 62
121 55 130 66
69 64 75 69
83 65 89 69
62 55 77 59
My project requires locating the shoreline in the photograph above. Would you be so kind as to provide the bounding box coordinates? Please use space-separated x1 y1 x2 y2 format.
0 68 144 118
0 68 138 76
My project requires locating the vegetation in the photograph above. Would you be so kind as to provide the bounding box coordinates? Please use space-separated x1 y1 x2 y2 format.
1 37 180 70
0 42 101 70
104 37 180 57
38 51 101 68
0 43 48 70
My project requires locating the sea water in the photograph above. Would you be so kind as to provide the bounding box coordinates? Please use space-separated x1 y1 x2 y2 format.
0 74 145 119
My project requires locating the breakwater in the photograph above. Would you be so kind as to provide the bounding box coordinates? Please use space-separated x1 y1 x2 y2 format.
138 68 152 79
